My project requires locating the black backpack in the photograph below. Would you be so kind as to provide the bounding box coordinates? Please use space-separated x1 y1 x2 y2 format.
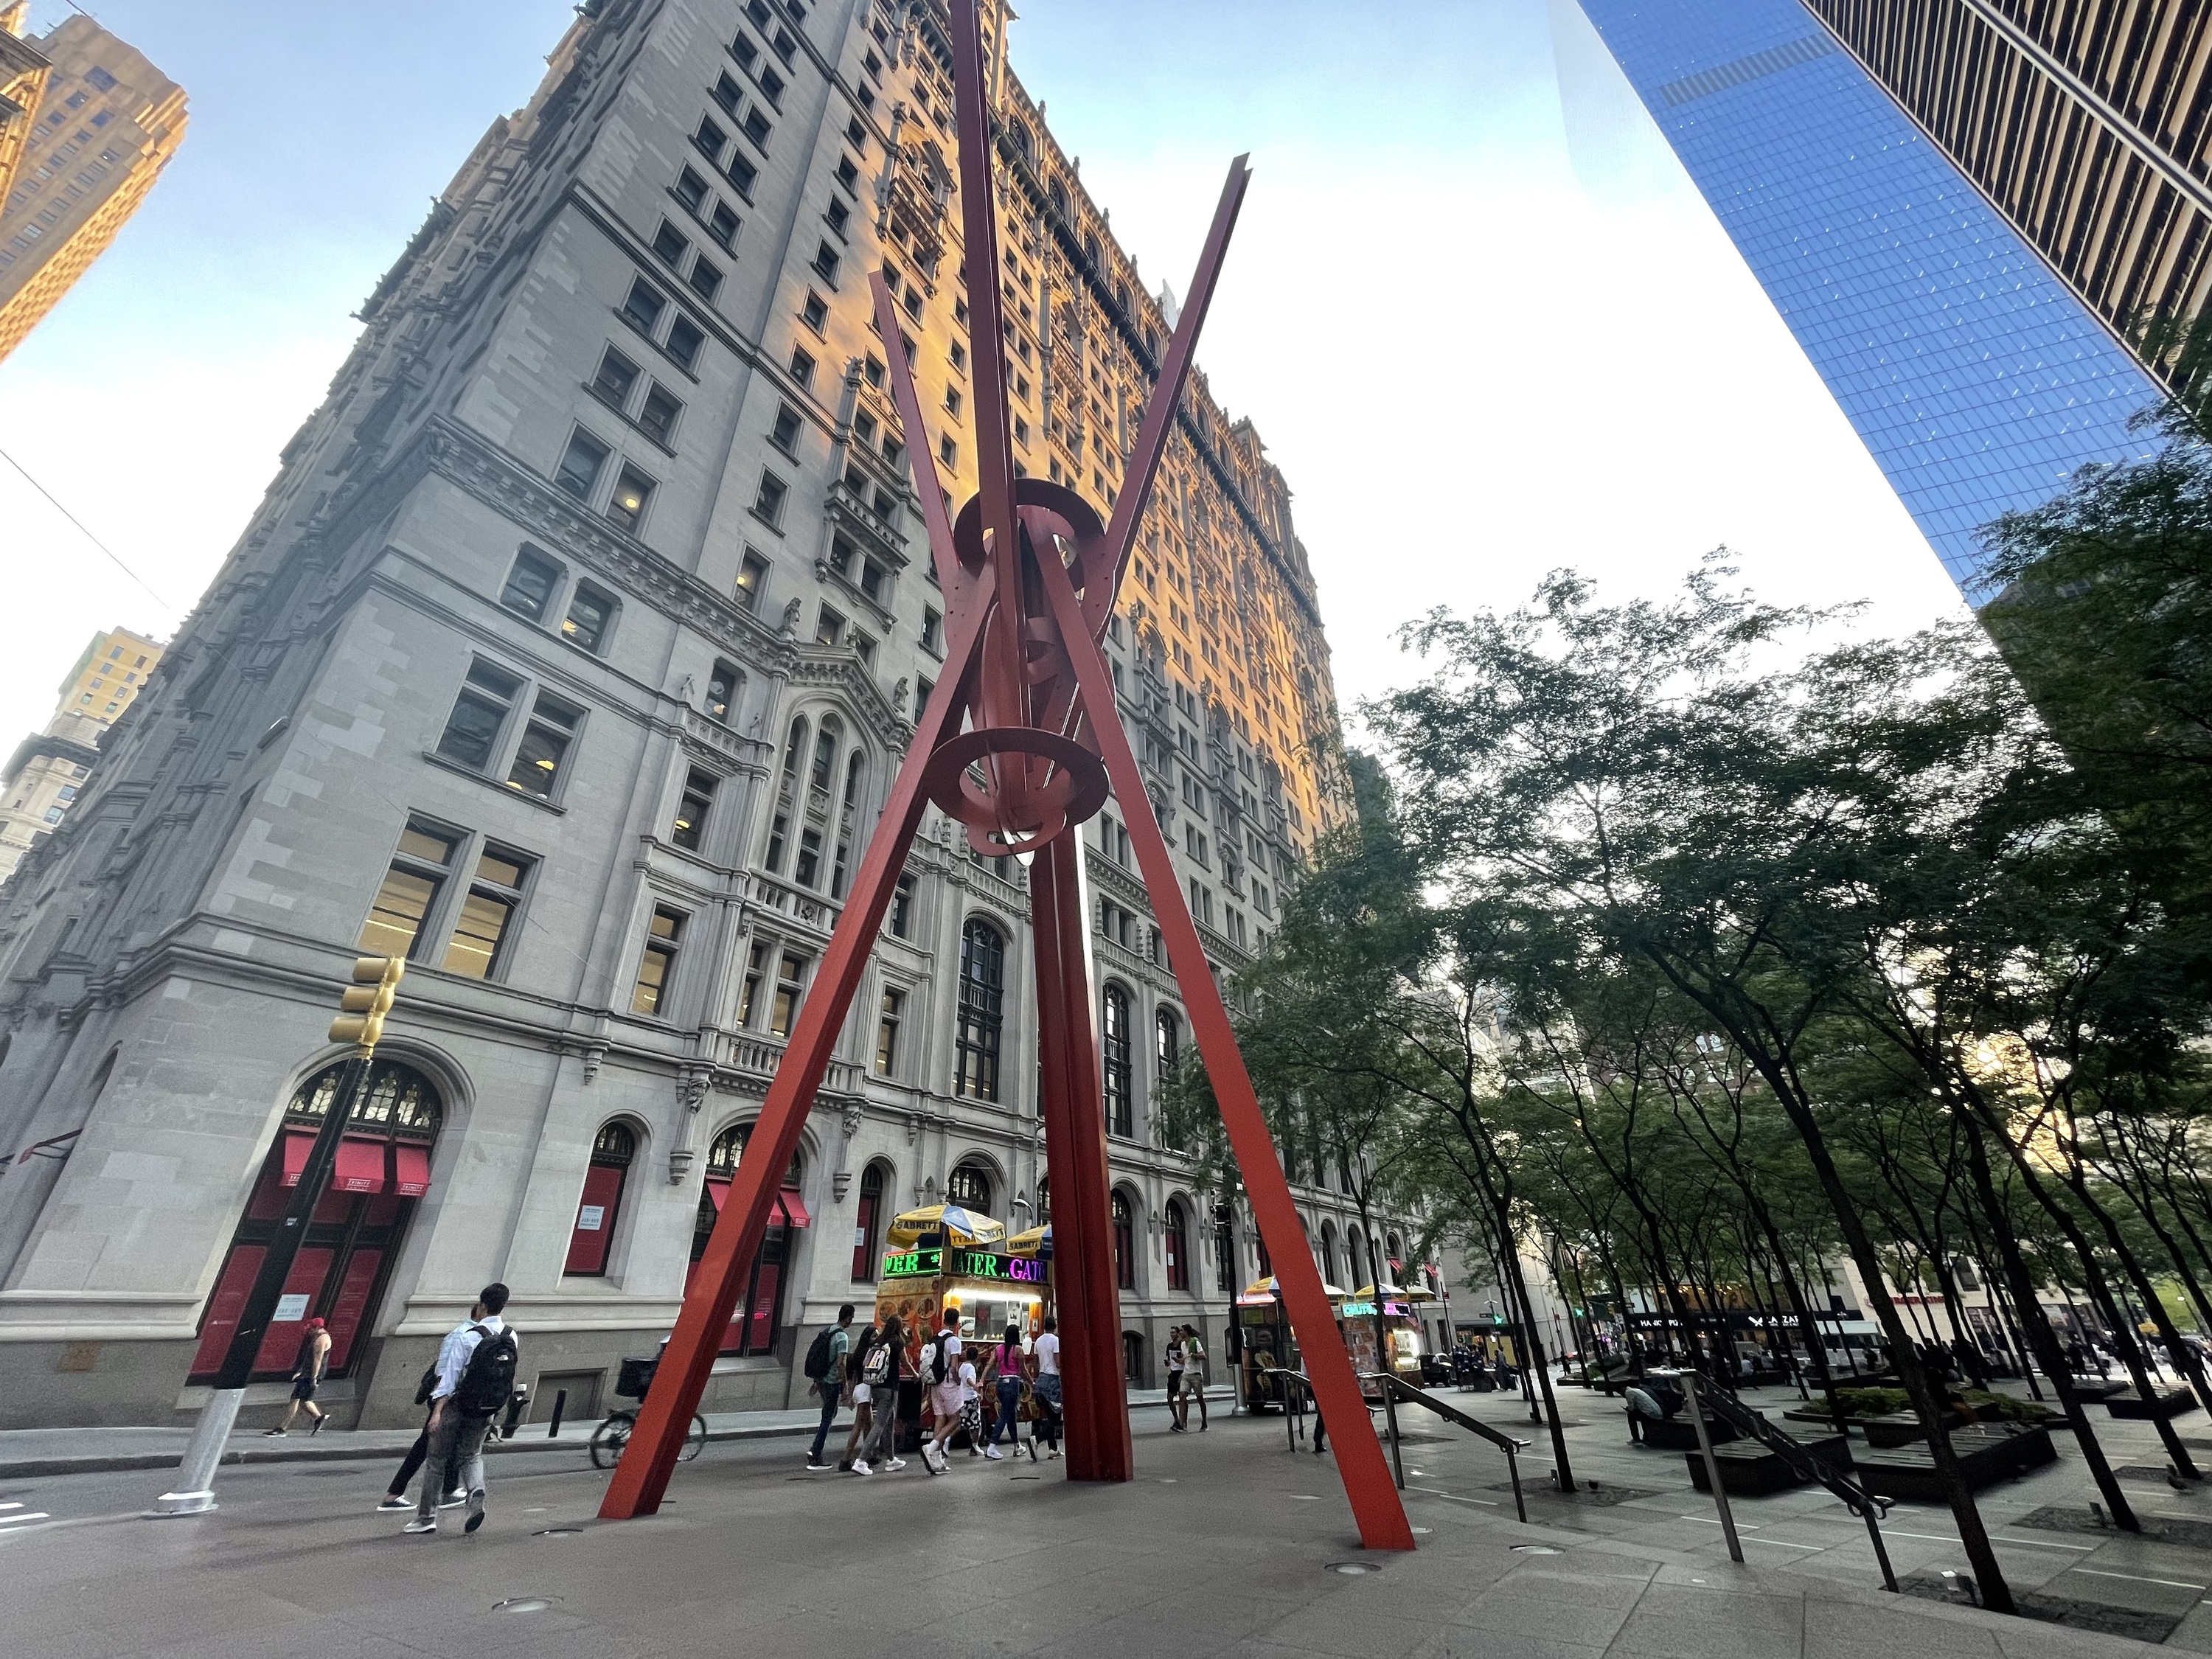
802 1326 836 1382
453 1324 518 1418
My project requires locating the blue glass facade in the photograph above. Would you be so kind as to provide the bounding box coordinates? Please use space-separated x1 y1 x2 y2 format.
1574 0 2163 594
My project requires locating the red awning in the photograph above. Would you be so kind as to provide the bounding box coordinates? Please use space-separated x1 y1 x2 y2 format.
776 1186 810 1229
333 1137 388 1194
279 1130 316 1187
392 1144 431 1198
705 1178 729 1212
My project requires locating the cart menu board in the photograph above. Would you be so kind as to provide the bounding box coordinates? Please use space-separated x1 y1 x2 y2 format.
881 1246 1046 1284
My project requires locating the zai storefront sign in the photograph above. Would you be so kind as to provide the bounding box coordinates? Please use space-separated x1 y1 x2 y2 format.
882 1247 1046 1284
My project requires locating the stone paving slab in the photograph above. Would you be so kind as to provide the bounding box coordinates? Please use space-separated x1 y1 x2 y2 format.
0 1407 2172 1658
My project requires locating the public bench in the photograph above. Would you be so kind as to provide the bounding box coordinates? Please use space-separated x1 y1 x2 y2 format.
1853 1422 2056 1502
2106 1388 2199 1420
1686 1433 1852 1498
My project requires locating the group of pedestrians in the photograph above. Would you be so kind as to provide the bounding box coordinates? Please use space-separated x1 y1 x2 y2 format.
801 1306 1066 1474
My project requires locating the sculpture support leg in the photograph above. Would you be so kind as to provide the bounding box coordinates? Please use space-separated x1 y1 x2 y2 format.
1030 834 1133 1481
597 591 990 1521
1034 548 1416 1551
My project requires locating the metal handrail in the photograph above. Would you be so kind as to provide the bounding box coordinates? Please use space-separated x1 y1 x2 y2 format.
1697 1379 1899 1592
1371 1371 1534 1523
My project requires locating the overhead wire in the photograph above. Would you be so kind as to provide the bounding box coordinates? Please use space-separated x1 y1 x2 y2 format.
0 442 178 616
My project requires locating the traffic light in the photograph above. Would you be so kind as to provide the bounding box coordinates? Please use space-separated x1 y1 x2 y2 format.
330 955 404 1050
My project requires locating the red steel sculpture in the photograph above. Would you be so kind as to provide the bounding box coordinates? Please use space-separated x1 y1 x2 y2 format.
599 0 1414 1552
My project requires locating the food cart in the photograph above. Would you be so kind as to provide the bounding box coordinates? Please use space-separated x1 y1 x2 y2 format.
1338 1281 1430 1397
869 1205 1050 1450
1231 1276 1348 1411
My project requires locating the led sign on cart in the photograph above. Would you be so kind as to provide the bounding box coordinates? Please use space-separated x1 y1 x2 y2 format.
882 1248 1045 1284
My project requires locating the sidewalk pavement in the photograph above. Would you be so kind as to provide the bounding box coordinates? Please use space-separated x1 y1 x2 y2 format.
0 1384 1231 1478
0 1405 2166 1659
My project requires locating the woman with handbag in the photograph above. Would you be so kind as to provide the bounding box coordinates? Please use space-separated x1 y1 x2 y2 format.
982 1324 1026 1461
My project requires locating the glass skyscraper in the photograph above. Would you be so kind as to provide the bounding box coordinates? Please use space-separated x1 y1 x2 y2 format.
1573 0 2163 595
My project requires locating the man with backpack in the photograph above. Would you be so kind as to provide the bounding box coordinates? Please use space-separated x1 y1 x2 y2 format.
403 1282 516 1536
803 1304 855 1472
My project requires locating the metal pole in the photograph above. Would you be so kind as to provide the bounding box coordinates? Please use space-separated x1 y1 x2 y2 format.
1382 1376 1406 1491
1505 1444 1527 1523
1862 1501 1899 1591
1683 1373 1745 1563
153 1048 375 1516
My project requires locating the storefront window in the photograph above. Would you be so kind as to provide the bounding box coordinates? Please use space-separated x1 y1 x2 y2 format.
564 1121 636 1276
1112 1189 1135 1290
189 1060 442 1384
690 1124 808 1356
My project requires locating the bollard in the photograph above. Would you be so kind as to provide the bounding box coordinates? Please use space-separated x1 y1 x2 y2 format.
1683 1374 1745 1565
549 1388 567 1440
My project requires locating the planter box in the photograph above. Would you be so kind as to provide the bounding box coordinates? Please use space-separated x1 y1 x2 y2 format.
2105 1388 2199 1421
1686 1433 1852 1498
1855 1423 2056 1503
1638 1413 1739 1452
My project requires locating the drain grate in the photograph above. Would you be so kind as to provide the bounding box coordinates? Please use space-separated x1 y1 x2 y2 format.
1327 1561 1378 1575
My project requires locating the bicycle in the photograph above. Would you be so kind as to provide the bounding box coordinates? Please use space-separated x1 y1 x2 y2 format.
589 1354 708 1470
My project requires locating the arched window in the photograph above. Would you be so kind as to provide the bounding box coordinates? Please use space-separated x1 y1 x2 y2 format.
1102 985 1132 1138
1037 1175 1050 1222
565 1121 636 1276
843 749 865 811
1155 1007 1180 1082
1321 1222 1339 1287
810 715 842 793
1083 230 1102 268
1347 1229 1367 1288
1386 1233 1404 1279
1165 1199 1189 1292
852 1161 889 1281
780 716 807 779
1111 1189 1135 1290
692 1124 807 1356
947 1159 993 1214
191 1059 444 1384
954 919 1005 1101
1214 1205 1235 1293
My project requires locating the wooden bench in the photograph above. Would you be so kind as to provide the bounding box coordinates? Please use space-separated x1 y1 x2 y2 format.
1637 1413 1740 1452
1686 1433 1852 1498
1854 1423 2056 1502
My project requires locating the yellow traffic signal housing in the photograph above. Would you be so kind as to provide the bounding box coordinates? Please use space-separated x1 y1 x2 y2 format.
329 955 405 1049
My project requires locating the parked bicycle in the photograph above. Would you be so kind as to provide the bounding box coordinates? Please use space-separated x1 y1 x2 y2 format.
589 1354 706 1469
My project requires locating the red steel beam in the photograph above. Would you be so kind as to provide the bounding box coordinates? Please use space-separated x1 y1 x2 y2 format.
1034 544 1417 1551
1029 831 1133 1479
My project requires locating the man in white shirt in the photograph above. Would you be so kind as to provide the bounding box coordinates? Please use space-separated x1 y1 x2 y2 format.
1032 1315 1062 1459
405 1282 515 1536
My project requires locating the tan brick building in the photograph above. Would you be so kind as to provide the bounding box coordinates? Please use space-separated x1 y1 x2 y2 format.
0 12 184 363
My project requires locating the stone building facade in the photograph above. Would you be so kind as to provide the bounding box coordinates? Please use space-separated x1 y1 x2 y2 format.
0 628 167 884
0 12 185 364
0 0 1419 1432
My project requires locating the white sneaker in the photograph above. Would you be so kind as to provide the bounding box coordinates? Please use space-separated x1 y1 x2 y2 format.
1049 1447 1062 1458
984 1446 1004 1460
375 1496 411 1512
402 1517 436 1534
886 1457 908 1470
437 1491 467 1509
851 1460 873 1475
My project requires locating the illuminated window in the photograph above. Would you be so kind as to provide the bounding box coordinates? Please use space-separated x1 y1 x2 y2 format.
671 769 718 851
769 950 807 1037
441 844 532 978
504 693 581 800
631 906 686 1015
954 919 1004 1101
562 582 618 653
607 465 655 532
359 820 459 960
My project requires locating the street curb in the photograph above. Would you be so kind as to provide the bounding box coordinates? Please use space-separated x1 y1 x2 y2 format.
0 1388 1232 1480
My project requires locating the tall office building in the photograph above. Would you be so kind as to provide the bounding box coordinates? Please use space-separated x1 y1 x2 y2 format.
1572 0 2165 592
1807 2 2212 392
0 13 185 363
0 627 164 883
0 0 1415 1431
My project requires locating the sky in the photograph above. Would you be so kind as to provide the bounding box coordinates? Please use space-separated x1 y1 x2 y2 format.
0 0 1970 752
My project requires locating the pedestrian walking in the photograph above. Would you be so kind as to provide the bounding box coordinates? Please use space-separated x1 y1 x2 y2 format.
1181 1324 1210 1430
838 1317 880 1472
1165 1327 1188 1432
983 1324 1026 1461
919 1324 963 1472
265 1318 332 1436
1031 1314 1062 1458
852 1315 908 1474
403 1282 517 1536
377 1357 465 1513
804 1304 856 1472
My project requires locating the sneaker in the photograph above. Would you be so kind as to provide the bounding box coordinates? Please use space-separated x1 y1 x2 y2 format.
850 1460 873 1475
438 1491 468 1509
463 1489 486 1535
886 1457 908 1471
262 1429 287 1437
805 1461 835 1472
923 1450 943 1476
403 1518 437 1534
1049 1447 1062 1459
984 1446 1004 1460
375 1496 411 1512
